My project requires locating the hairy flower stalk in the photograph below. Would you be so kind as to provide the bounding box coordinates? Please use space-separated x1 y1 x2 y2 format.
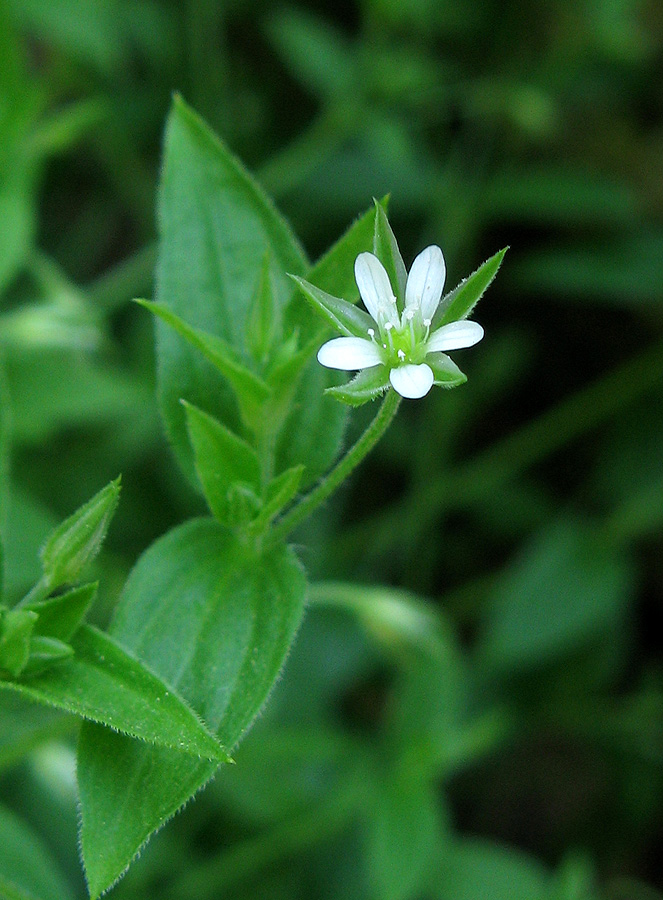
317 246 484 399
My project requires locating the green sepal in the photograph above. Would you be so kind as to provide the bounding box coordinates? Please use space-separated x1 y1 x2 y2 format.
0 608 38 678
427 352 468 388
289 275 374 338
325 366 391 406
247 252 281 367
435 247 508 327
250 465 305 534
22 636 74 676
137 300 271 428
373 199 407 304
40 478 120 592
182 400 262 527
26 582 97 642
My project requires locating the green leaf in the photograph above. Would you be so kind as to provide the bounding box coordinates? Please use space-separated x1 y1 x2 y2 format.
155 96 306 487
373 200 407 303
0 359 8 599
427 352 467 388
138 299 271 429
250 465 305 534
0 695 69 771
435 838 549 900
285 201 378 340
77 518 306 898
0 608 37 677
477 518 634 675
25 582 97 642
0 803 74 900
0 624 227 761
289 275 375 338
435 247 507 327
40 477 120 592
365 767 446 900
267 8 355 100
247 252 281 367
182 401 262 527
325 366 391 406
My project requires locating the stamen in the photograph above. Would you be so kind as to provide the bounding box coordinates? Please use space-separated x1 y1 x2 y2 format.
367 327 377 343
384 321 395 353
423 317 432 341
397 349 406 361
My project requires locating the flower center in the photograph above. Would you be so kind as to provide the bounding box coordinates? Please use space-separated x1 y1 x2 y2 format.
370 314 427 366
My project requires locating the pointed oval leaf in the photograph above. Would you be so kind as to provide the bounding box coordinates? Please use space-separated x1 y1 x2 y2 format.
155 97 307 486
27 582 97 642
77 518 306 898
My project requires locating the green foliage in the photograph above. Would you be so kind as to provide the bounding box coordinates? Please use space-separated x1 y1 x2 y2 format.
77 518 306 895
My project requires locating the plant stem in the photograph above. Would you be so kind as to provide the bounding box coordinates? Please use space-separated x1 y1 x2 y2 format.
269 389 401 544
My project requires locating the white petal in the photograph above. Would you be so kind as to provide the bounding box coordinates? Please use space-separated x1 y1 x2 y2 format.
425 320 484 353
404 245 446 321
317 337 383 370
354 253 398 324
389 363 434 399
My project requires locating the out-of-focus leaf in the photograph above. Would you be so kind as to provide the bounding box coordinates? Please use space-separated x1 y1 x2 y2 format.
78 518 306 898
483 167 638 227
364 766 446 900
0 694 69 771
0 802 74 900
267 8 355 100
435 838 549 900
477 518 635 674
510 232 663 305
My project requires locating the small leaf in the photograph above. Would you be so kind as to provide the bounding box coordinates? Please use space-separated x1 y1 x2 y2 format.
40 477 120 591
373 199 407 303
22 637 74 676
0 608 37 677
247 252 281 366
427 353 467 388
286 200 378 340
250 465 305 534
0 624 228 761
138 300 271 428
289 275 375 338
182 401 262 526
325 366 391 406
435 247 507 327
26 582 97 642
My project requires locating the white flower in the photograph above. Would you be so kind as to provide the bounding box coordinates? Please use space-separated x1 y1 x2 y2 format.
317 246 484 399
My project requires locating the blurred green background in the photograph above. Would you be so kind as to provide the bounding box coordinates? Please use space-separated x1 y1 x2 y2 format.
1 0 662 898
